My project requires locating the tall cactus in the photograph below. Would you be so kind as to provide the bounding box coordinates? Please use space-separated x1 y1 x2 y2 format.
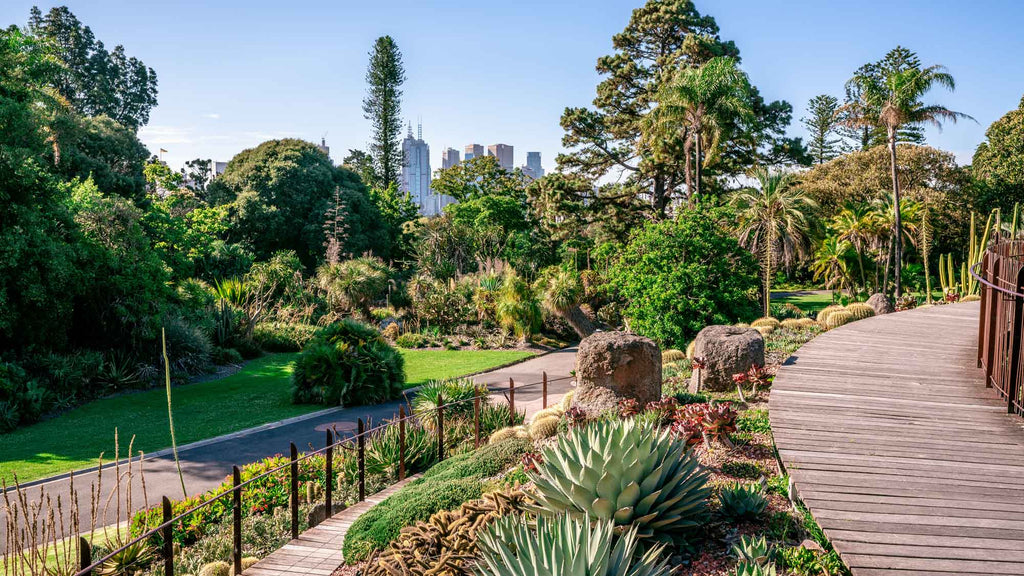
939 211 994 297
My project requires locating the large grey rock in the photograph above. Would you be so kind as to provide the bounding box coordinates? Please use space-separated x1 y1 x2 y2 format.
689 326 764 392
867 293 894 315
575 331 661 407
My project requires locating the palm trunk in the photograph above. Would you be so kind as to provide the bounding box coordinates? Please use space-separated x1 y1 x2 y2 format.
856 248 867 294
694 126 703 199
922 206 932 304
764 227 774 317
888 130 904 297
560 306 595 340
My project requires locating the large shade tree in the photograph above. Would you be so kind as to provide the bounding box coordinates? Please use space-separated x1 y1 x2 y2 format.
972 95 1024 214
845 47 971 295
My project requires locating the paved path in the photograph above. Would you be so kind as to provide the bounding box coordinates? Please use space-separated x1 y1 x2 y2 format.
771 302 1024 575
0 348 576 554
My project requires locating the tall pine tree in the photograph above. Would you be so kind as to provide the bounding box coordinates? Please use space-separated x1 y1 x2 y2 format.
362 36 406 189
802 94 845 164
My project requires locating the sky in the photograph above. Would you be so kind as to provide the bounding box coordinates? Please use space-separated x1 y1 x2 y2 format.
3 0 1023 173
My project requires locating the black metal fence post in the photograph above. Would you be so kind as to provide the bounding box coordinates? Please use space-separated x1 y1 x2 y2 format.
398 406 406 481
162 496 173 576
78 536 91 576
437 392 445 462
357 418 365 502
232 466 242 575
325 429 334 519
289 443 299 539
508 378 515 426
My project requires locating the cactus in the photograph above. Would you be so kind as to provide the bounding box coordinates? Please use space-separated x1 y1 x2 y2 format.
844 302 875 321
662 348 686 364
962 294 981 302
198 562 231 576
825 310 853 330
532 407 563 421
816 305 845 325
559 390 574 411
754 325 774 337
780 318 803 330
941 211 995 298
529 415 560 439
750 317 780 329
489 427 518 444
686 340 696 360
241 557 259 570
718 482 768 521
797 318 817 329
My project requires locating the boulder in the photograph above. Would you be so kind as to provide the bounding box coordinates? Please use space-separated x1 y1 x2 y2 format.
867 293 894 315
575 331 661 407
689 326 764 393
306 502 346 527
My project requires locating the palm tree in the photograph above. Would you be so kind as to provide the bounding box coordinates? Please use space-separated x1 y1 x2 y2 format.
316 256 391 319
534 266 594 339
810 236 855 293
831 203 880 293
846 48 972 296
731 167 817 316
647 57 755 199
872 196 921 293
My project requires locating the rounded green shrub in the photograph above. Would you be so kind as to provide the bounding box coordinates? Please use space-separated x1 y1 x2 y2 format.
825 310 854 330
395 332 429 349
253 322 319 352
291 319 405 406
528 418 710 548
844 302 875 321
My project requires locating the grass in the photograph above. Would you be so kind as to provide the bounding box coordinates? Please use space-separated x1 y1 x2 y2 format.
771 290 834 315
400 349 535 388
0 349 535 484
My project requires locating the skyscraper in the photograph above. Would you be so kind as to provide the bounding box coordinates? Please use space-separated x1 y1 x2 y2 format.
401 123 453 216
487 144 513 171
442 148 461 169
523 151 544 181
464 144 483 162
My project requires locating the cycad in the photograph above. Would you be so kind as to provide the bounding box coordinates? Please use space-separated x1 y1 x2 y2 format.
495 269 542 341
534 266 594 338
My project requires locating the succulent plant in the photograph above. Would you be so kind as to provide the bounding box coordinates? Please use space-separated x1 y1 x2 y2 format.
962 294 981 302
844 302 875 321
364 490 529 576
662 348 686 364
779 318 803 330
241 557 259 570
96 539 155 576
754 325 774 337
735 563 778 576
559 390 575 410
413 378 479 428
718 482 768 521
815 305 845 325
563 405 587 428
796 317 817 329
824 310 853 330
476 514 674 576
686 340 696 360
733 534 774 568
197 561 231 576
750 317 780 329
532 406 563 421
618 397 643 417
528 418 710 547
529 415 560 439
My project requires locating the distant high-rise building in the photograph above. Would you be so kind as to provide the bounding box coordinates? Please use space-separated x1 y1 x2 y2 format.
442 148 461 169
464 144 483 162
212 161 228 176
487 144 514 171
317 137 331 163
402 122 454 216
523 151 544 181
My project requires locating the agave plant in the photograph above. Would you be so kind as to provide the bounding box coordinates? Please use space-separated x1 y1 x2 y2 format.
528 418 710 547
718 482 768 521
736 563 777 576
733 534 775 569
475 514 673 576
95 537 155 576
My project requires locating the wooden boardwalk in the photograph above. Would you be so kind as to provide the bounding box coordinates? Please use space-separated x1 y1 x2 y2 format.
243 475 420 576
770 302 1024 575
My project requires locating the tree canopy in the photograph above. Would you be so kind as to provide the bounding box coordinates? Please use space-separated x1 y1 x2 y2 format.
972 95 1024 213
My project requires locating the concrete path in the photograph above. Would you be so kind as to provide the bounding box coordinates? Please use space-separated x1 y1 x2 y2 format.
0 348 576 554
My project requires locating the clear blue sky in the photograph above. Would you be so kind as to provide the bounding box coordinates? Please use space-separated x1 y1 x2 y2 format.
3 1 1022 172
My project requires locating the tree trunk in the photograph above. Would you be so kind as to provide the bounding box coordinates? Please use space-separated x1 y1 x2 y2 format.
856 248 867 294
922 207 932 304
652 173 668 218
560 306 595 340
694 126 703 199
888 130 904 297
764 227 774 317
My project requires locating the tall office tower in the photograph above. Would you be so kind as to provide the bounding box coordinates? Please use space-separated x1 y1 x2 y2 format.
464 143 484 161
317 137 331 163
442 147 461 169
523 151 544 181
402 122 434 215
487 144 514 171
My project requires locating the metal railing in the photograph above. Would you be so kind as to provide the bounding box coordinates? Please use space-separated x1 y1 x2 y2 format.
73 372 571 576
973 240 1024 414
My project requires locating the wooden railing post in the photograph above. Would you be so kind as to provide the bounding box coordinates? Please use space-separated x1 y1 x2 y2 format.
232 466 242 575
542 371 548 409
289 443 299 539
1007 268 1024 414
398 406 406 481
357 419 365 502
78 536 92 576
162 496 173 576
437 392 445 462
325 429 333 519
508 378 515 426
474 390 481 449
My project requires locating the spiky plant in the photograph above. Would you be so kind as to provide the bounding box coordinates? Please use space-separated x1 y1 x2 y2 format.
718 482 768 521
559 390 575 410
686 340 696 360
529 416 560 439
779 318 803 330
816 305 845 325
824 310 853 330
475 514 673 576
662 349 687 364
736 563 778 576
844 302 875 321
412 378 479 426
495 269 542 341
534 265 594 339
365 420 437 476
528 418 710 547
732 534 774 568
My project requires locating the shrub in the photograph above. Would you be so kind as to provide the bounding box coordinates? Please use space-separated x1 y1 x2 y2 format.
395 332 429 349
316 256 392 318
291 319 405 406
737 409 771 434
412 378 478 425
495 269 542 340
211 347 243 365
162 315 213 377
476 514 673 576
343 439 531 562
381 322 400 341
607 207 760 347
769 302 805 320
365 421 437 477
824 310 853 330
253 322 319 352
528 418 709 548
718 482 768 521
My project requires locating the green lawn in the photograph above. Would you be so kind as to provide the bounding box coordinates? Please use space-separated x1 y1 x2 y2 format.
772 290 835 315
0 349 534 484
400 348 535 388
